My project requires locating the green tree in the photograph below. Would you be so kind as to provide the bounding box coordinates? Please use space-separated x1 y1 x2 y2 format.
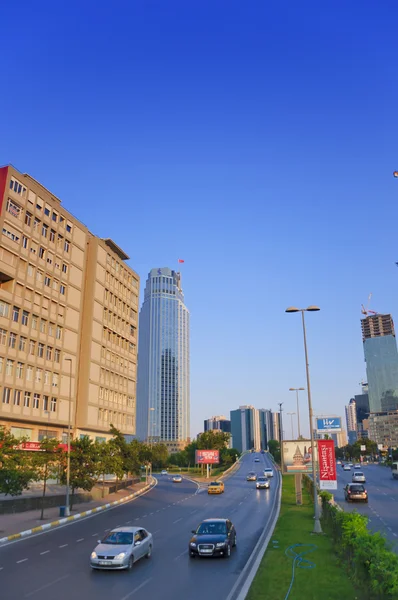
150 443 169 469
268 440 281 464
32 438 62 519
109 425 141 478
197 430 231 450
94 440 123 498
0 426 36 496
60 437 98 511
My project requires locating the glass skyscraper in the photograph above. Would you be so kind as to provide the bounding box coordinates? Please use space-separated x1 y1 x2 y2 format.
136 268 190 449
362 314 398 413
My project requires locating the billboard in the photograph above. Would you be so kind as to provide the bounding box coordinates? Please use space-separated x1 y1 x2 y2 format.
318 439 337 490
282 440 318 474
195 449 220 464
316 417 342 433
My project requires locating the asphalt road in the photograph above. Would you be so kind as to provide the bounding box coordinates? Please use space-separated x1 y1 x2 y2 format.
333 463 398 552
0 453 279 600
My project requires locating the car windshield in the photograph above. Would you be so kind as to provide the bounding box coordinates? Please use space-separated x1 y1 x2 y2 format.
258 478 266 482
210 482 220 486
197 522 227 535
102 531 134 545
264 469 272 472
351 485 365 491
354 472 364 476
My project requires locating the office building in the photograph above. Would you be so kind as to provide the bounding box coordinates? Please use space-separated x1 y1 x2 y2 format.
136 267 190 452
0 165 139 443
345 399 358 444
367 411 398 447
272 411 281 442
314 429 347 448
230 406 261 453
259 408 274 449
204 415 231 433
362 314 398 412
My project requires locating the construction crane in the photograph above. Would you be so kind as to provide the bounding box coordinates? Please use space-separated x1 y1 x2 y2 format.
361 293 378 317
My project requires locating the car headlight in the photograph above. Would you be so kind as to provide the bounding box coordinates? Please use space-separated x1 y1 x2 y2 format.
190 542 196 547
216 542 226 547
90 552 97 559
114 552 126 560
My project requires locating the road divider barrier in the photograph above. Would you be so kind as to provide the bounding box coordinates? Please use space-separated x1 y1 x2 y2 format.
0 477 157 545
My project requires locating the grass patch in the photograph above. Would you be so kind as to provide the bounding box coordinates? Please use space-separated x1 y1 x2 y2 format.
247 475 359 600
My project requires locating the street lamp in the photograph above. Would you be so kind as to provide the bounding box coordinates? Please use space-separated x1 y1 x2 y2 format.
64 358 73 517
289 387 305 439
287 412 296 440
286 305 322 534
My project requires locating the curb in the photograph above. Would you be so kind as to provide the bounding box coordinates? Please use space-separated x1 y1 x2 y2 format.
0 477 157 545
226 459 282 600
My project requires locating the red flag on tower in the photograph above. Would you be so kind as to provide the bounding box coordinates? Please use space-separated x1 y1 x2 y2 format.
178 259 185 263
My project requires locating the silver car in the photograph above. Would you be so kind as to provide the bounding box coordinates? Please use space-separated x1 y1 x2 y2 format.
256 476 270 489
263 468 274 478
352 471 366 483
90 527 153 570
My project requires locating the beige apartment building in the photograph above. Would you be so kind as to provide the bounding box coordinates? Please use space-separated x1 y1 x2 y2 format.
0 165 139 443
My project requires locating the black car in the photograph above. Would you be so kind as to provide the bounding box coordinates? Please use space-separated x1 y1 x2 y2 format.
344 483 368 503
189 518 236 558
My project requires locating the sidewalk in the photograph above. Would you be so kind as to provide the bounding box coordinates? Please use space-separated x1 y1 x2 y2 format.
0 480 149 539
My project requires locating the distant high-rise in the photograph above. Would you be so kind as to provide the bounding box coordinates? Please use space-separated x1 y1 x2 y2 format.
362 314 398 412
136 268 190 452
259 409 274 449
345 399 358 444
204 416 231 433
230 406 261 452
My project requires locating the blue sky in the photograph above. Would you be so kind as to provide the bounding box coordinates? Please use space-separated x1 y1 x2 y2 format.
1 1 398 438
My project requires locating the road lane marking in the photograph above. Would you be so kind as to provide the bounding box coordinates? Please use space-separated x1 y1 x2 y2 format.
119 578 151 600
174 549 188 560
126 521 132 524
40 550 50 555
92 533 99 536
142 515 147 518
24 574 70 597
17 559 28 564
104 528 111 531
173 518 182 524
59 544 68 548
153 529 161 535
190 510 198 515
393 533 397 537
388 527 393 531
76 538 84 542
149 513 154 516
135 518 139 520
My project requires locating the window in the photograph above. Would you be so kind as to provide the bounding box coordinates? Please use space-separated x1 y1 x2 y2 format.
6 198 22 218
2 388 11 404
13 390 21 406
27 263 34 277
33 393 40 409
16 362 23 379
64 240 70 253
9 332 17 349
33 217 40 232
32 315 38 329
62 263 68 274
26 365 33 381
28 340 36 355
36 270 43 283
50 397 57 412
66 223 72 233
56 326 62 340
44 207 50 217
24 392 31 407
12 306 20 322
52 212 58 222
44 371 51 385
52 373 58 387
39 247 45 259
19 336 27 351
36 198 43 211
48 323 54 337
38 343 44 358
0 301 10 318
54 348 60 363
50 229 56 242
6 359 14 376
40 319 46 333
44 276 51 287
46 346 53 360
9 178 27 197
35 368 42 383
52 279 58 291
47 253 53 265
60 284 66 295
22 236 28 249
42 223 48 237
2 227 20 243
25 212 32 226
43 395 49 411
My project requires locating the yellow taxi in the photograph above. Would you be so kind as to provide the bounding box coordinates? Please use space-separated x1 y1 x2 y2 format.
207 481 225 494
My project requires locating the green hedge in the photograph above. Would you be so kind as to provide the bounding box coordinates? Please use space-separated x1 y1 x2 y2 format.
321 495 398 599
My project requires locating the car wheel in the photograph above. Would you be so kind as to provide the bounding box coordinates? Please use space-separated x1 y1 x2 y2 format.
128 555 134 570
233 534 237 548
190 552 196 559
224 544 231 558
364 499 368 503
145 545 152 559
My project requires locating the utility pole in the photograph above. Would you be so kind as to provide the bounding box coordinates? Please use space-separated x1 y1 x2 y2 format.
278 402 284 472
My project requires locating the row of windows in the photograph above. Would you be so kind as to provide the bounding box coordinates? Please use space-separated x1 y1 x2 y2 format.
104 289 137 321
99 387 134 407
98 407 133 426
8 179 73 233
102 327 136 353
0 331 61 361
0 301 63 339
2 224 71 261
100 347 134 371
105 270 136 302
2 387 57 411
103 308 136 338
27 254 68 276
106 253 137 288
99 368 133 390
0 357 59 385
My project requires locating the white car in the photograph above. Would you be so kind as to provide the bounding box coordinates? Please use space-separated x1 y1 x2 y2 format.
160 470 168 475
352 471 366 483
263 468 274 478
343 464 351 471
354 465 361 469
336 460 341 465
256 476 270 489
254 458 260 462
90 527 153 570
172 475 182 483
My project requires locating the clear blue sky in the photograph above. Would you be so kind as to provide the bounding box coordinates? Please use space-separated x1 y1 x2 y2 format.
1 1 398 438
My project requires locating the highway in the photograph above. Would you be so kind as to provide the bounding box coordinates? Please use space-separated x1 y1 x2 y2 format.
0 453 279 600
333 463 398 552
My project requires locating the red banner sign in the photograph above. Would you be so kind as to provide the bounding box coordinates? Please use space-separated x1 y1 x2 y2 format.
19 442 68 452
317 439 337 490
195 449 220 464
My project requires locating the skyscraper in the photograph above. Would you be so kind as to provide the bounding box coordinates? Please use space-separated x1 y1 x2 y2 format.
345 398 358 444
362 314 398 412
136 267 190 452
230 406 261 453
204 416 231 433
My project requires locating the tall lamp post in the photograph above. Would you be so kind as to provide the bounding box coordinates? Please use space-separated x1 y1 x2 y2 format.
278 402 284 469
286 306 322 534
287 412 296 440
289 387 305 439
64 358 73 517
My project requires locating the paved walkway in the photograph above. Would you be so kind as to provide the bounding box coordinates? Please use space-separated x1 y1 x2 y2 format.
0 481 148 538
